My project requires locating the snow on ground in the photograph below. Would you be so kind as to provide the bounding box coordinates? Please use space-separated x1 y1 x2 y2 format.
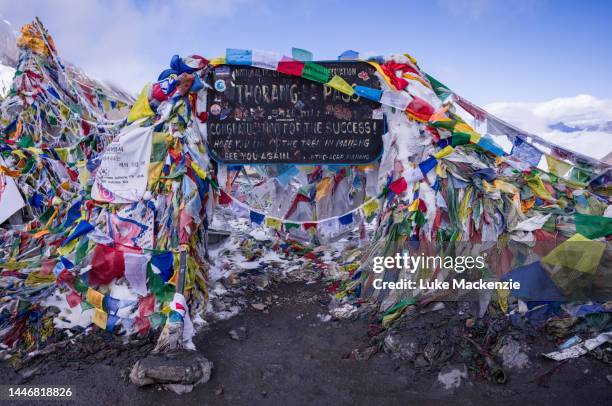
0 63 14 96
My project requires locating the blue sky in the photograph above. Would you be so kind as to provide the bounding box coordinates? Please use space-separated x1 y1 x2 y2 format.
1 0 611 105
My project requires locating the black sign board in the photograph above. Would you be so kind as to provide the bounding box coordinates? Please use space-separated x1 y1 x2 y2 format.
206 62 384 165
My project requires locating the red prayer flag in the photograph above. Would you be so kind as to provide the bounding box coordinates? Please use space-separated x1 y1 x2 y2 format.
277 57 305 76
89 244 125 286
303 222 317 230
406 97 435 122
219 190 232 205
389 177 408 194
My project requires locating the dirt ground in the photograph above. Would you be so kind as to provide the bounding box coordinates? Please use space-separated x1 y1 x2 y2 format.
1 281 611 406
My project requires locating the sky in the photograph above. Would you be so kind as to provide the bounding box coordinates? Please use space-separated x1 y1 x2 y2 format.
0 0 610 103
1 0 611 158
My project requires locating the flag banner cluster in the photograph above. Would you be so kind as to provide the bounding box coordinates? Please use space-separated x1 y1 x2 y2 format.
217 186 380 232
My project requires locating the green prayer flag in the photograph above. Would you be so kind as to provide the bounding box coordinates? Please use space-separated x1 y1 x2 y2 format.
284 222 300 231
302 62 330 83
451 133 471 146
575 213 612 239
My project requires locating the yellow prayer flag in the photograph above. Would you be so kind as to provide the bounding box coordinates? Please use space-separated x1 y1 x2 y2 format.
92 308 108 329
408 199 420 212
454 122 476 136
265 217 283 230
76 160 90 188
315 177 333 201
57 238 78 257
54 148 69 163
86 288 104 309
191 161 207 180
459 187 473 221
361 199 379 217
13 149 28 159
209 56 226 65
493 180 519 195
527 175 553 200
434 145 454 159
497 288 510 313
326 75 354 96
25 271 56 285
546 155 572 177
127 83 154 123
542 233 605 274
147 161 164 188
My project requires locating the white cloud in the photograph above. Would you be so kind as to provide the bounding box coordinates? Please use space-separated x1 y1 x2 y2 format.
0 0 253 94
486 94 612 131
485 95 612 159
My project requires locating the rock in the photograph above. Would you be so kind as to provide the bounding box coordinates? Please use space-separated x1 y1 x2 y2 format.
497 338 529 369
414 354 429 368
383 333 419 361
222 272 241 288
229 326 248 341
129 350 213 394
163 383 194 394
254 275 270 289
437 364 468 390
251 303 266 311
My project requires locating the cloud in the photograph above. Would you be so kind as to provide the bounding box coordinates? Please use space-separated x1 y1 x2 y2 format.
485 94 612 133
0 0 253 93
485 95 612 159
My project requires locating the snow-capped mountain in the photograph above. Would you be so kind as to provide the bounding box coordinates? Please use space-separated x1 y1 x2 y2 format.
486 95 612 160
549 120 612 134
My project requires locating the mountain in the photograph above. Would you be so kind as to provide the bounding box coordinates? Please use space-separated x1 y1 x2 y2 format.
485 95 612 160
549 120 612 133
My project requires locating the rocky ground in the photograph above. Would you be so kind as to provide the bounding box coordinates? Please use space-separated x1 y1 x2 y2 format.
1 280 611 405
